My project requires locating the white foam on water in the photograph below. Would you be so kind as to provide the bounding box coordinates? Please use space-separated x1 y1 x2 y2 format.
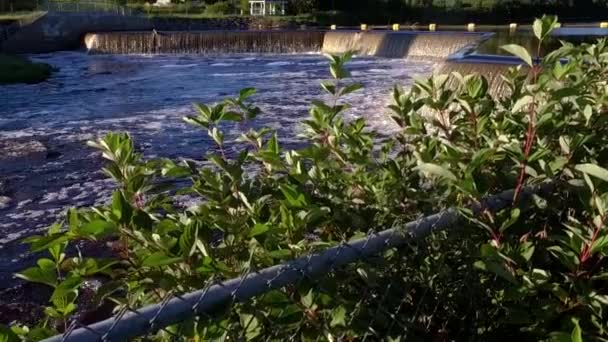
266 61 294 66
0 53 434 280
161 63 199 68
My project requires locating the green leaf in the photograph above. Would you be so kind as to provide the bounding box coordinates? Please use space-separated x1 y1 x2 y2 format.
571 318 583 342
23 233 69 253
249 223 270 237
53 276 82 296
268 249 292 259
501 44 533 66
0 324 19 342
80 220 117 237
339 82 363 96
320 81 336 95
591 235 608 254
533 18 543 41
267 133 280 155
26 327 56 341
330 306 347 327
221 111 242 122
575 163 608 182
142 252 182 267
239 87 256 100
416 163 457 182
279 184 307 208
15 267 57 287
112 191 132 223
301 289 315 308
239 313 261 341
499 208 520 233
512 95 533 113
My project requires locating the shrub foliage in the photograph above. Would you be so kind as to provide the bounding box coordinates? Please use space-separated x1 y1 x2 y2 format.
3 16 608 341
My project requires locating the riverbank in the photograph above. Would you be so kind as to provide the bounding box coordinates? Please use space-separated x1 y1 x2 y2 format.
0 54 53 84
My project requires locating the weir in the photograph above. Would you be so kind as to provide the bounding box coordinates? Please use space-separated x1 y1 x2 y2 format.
322 31 484 59
84 30 486 59
84 31 326 54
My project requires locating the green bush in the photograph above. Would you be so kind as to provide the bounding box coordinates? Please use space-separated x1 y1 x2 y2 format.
239 0 249 14
204 0 234 15
3 16 608 341
0 54 53 84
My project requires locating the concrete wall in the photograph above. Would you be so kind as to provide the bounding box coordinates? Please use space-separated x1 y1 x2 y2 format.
1 13 154 53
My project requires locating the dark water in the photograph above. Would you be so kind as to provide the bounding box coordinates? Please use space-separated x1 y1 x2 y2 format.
0 52 433 287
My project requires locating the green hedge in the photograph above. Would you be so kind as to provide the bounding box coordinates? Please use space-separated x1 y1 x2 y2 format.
0 54 53 84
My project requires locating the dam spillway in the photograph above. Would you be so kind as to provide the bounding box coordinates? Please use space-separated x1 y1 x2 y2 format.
322 31 483 59
84 30 486 59
84 31 326 54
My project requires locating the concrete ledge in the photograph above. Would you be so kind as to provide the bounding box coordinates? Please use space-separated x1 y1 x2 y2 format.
1 13 154 53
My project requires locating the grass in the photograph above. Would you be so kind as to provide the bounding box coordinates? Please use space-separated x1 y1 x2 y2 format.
0 54 53 84
0 10 44 21
138 10 315 24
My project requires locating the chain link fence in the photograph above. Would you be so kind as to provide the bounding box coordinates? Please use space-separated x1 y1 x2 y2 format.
39 186 545 342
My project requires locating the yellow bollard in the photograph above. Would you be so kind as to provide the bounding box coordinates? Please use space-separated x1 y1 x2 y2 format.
467 23 475 32
330 24 336 30
429 23 436 31
360 24 368 31
392 23 400 31
601 22 608 28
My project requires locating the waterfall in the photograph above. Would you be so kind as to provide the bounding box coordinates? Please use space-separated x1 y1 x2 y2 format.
85 30 485 59
84 31 325 54
434 60 518 96
322 31 484 59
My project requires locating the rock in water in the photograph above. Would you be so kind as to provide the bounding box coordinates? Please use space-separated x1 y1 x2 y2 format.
0 140 47 160
0 196 11 210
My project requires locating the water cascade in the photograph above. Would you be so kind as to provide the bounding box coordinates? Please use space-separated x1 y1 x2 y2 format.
85 30 326 54
322 31 484 59
85 30 485 59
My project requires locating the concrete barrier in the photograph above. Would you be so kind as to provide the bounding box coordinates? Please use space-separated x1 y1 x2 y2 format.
1 13 153 53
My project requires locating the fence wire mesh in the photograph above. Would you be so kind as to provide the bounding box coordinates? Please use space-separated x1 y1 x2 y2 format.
38 186 533 342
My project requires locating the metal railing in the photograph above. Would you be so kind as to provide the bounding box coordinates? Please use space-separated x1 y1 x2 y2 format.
42 185 547 341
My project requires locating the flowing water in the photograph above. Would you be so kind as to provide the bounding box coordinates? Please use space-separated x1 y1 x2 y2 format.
0 52 434 287
322 31 484 59
85 31 326 55
85 30 485 59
